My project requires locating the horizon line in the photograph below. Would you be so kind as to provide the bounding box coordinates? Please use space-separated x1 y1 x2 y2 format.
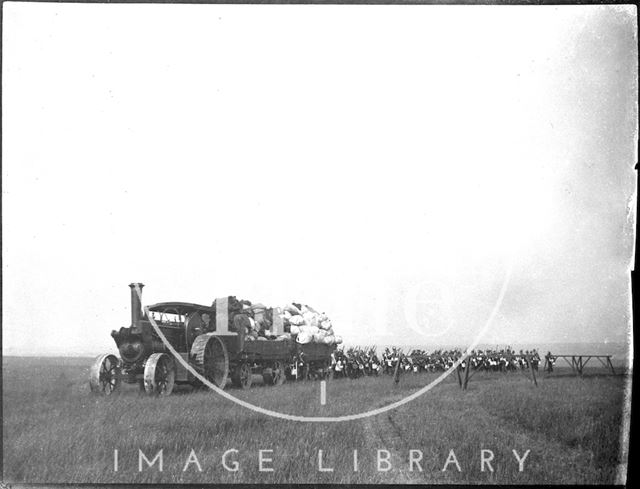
2 340 631 358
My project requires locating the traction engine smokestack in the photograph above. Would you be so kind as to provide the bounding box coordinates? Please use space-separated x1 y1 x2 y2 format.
129 283 144 325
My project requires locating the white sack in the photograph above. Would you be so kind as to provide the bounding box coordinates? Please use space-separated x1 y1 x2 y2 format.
296 331 312 344
283 304 301 315
319 319 332 330
300 325 319 336
323 335 335 345
289 315 305 326
303 312 319 328
313 330 327 342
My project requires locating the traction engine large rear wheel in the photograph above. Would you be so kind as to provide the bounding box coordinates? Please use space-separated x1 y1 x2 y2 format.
191 334 229 389
143 353 176 396
89 354 121 395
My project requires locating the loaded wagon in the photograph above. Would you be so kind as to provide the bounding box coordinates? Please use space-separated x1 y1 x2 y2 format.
89 283 335 396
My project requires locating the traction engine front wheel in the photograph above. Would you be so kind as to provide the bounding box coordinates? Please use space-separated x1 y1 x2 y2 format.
143 353 176 396
89 353 121 395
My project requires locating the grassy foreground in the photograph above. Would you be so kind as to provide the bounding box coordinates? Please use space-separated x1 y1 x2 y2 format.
2 356 629 484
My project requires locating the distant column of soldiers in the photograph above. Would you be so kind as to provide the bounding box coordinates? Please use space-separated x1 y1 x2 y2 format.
326 346 543 379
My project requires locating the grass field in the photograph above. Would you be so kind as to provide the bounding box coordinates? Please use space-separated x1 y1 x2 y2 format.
2 356 630 484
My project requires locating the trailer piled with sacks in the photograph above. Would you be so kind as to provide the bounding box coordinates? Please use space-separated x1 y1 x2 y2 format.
279 303 343 346
89 283 340 396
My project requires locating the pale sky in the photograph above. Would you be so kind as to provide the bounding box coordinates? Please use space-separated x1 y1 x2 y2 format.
2 3 637 356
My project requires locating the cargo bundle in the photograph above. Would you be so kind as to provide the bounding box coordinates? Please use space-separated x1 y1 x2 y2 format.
279 303 343 346
227 298 342 346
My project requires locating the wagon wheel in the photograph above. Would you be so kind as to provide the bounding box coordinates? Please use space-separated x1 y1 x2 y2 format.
263 361 285 386
89 353 121 395
143 353 176 396
191 334 229 389
232 362 252 389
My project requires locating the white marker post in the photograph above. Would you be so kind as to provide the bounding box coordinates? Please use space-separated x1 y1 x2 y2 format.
320 380 326 405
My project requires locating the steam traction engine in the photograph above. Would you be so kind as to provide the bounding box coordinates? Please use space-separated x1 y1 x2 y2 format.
89 283 335 396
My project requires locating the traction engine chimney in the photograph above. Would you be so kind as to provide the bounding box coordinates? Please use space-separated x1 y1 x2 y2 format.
129 282 145 326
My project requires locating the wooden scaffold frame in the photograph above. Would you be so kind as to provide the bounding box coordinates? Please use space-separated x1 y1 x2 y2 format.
544 354 616 376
